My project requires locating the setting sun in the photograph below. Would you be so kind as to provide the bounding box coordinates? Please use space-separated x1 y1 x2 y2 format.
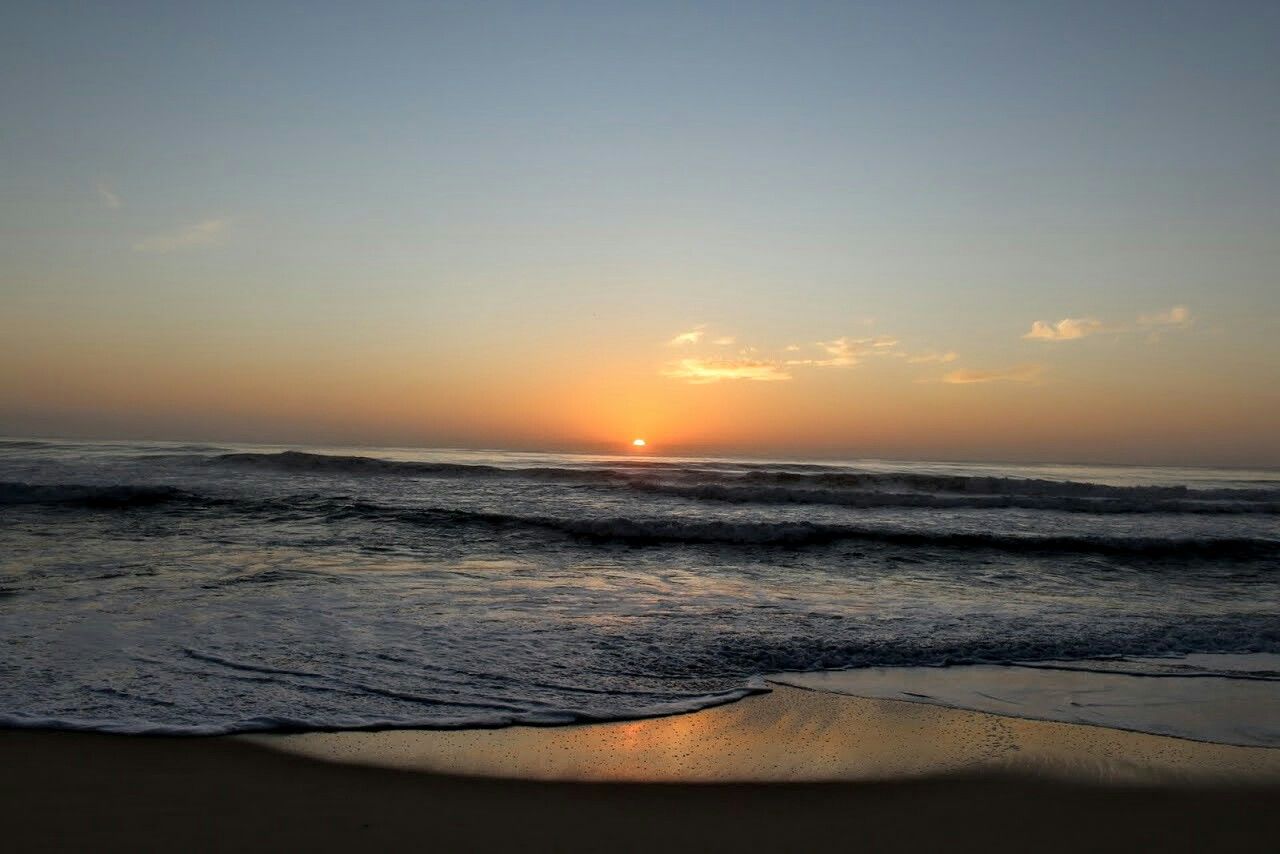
632 439 646 447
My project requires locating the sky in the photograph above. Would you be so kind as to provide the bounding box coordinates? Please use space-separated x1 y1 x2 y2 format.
2 1 1278 465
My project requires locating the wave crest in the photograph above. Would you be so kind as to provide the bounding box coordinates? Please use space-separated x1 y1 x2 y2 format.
631 481 1280 514
356 504 1279 558
207 451 1280 515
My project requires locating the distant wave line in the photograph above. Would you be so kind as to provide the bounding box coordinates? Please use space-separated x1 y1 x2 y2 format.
202 451 1280 511
4 481 1277 558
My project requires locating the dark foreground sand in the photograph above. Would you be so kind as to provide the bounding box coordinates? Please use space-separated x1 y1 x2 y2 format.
5 687 1280 852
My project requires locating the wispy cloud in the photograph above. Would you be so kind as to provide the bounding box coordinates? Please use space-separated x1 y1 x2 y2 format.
786 335 900 368
668 325 706 347
1137 305 1192 328
1024 306 1194 342
663 358 791 384
662 324 955 385
786 338 858 367
94 181 122 209
943 364 1044 384
133 218 229 254
906 351 958 364
1023 317 1107 341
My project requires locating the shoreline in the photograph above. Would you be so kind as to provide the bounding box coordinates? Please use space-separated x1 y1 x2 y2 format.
10 652 1278 747
5 687 1280 852
766 654 1280 749
246 684 1280 785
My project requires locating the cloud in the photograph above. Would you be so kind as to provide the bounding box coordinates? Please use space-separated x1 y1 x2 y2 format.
659 325 957 384
663 358 791 384
1023 306 1194 342
815 338 859 366
1137 305 1192 327
786 335 902 368
133 218 228 254
668 325 706 347
94 181 121 209
787 339 854 368
906 351 959 364
1022 317 1107 341
942 364 1044 384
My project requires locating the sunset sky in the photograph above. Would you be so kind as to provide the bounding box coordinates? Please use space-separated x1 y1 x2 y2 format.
3 2 1278 465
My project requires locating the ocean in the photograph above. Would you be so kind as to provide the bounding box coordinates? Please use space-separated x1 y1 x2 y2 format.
2 438 1277 742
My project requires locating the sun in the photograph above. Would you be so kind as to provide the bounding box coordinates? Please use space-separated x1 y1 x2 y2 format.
632 438 647 447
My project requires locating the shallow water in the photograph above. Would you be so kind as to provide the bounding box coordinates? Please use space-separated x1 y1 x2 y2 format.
772 654 1280 747
1 438 1277 740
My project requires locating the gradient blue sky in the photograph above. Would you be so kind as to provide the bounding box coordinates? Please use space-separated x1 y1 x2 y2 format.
2 2 1278 463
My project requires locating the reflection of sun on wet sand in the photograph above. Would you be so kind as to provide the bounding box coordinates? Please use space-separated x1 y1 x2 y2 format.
253 685 1280 784
5 686 1280 852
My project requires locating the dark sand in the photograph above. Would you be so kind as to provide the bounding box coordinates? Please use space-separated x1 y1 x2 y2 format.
5 687 1280 852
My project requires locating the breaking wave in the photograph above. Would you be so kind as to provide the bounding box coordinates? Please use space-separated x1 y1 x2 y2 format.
629 481 1280 514
349 504 1278 558
212 450 615 483
5 477 1276 558
207 451 1280 514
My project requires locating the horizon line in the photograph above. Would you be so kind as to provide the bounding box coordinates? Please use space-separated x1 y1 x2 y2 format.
3 431 1276 472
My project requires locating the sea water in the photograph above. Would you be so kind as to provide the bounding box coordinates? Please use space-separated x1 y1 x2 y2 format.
1 438 1277 743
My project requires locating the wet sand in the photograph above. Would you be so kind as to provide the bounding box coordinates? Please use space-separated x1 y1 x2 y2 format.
253 684 1280 783
5 687 1280 852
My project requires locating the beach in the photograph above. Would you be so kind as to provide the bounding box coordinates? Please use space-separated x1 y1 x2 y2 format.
4 441 1278 850
6 686 1279 852
7 1 1280 850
